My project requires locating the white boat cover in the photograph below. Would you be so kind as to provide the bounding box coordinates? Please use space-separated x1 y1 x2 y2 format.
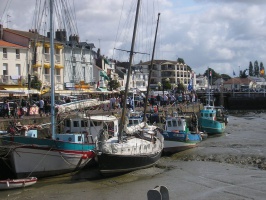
57 99 110 114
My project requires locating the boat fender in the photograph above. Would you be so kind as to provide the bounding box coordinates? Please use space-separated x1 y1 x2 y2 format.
185 134 189 141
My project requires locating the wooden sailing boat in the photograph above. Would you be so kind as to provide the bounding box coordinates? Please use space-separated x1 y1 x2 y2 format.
0 0 108 179
95 0 164 175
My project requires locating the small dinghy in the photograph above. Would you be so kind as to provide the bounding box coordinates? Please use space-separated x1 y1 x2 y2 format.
0 177 37 190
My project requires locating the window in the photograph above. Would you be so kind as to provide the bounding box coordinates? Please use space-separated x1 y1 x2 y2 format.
73 121 79 127
16 49 20 59
44 68 50 75
3 63 8 75
55 48 60 54
16 64 21 75
83 66 85 80
44 47 49 54
3 48 7 58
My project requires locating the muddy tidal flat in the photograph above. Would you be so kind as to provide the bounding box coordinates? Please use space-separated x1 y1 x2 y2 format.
0 112 266 200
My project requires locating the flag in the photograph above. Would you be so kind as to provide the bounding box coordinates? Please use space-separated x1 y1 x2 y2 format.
233 70 236 76
260 69 265 76
188 78 193 91
209 70 212 77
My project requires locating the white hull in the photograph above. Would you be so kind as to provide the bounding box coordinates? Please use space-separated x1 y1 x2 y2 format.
10 147 91 178
163 140 196 154
0 177 37 190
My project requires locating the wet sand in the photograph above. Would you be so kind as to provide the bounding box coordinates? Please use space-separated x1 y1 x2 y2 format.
0 113 266 200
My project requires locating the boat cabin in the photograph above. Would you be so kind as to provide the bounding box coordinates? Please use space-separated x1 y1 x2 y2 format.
200 106 217 121
164 117 187 132
127 111 143 127
63 115 119 141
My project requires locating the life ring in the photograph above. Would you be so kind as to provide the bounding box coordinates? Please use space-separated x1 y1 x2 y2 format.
172 130 179 133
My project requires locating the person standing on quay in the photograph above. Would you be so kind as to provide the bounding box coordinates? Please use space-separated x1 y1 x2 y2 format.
39 98 44 117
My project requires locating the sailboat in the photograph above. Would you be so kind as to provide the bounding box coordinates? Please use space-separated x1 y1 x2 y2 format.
95 0 164 175
0 1 108 179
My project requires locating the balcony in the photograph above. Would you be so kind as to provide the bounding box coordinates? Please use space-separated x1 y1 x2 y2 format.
44 74 50 83
16 54 20 59
44 53 50 62
55 75 61 84
0 75 26 85
55 54 61 63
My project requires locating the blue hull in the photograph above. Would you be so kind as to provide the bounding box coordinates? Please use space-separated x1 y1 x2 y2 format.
162 131 202 154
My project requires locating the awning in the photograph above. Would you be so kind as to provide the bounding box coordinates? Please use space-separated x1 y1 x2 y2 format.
96 87 111 93
100 71 110 81
55 64 64 69
33 63 42 68
55 44 63 49
44 63 50 68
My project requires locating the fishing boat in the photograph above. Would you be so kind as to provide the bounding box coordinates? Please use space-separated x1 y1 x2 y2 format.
161 114 202 154
0 177 37 190
0 1 109 179
95 1 164 175
198 104 226 135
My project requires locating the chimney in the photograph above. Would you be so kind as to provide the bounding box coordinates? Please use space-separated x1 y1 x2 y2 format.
0 24 3 40
47 31 50 38
55 29 66 42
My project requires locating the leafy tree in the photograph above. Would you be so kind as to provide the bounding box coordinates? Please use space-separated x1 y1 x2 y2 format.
220 74 231 79
30 75 42 90
108 79 120 90
254 60 259 76
177 82 185 92
249 61 254 76
240 69 248 78
177 58 185 64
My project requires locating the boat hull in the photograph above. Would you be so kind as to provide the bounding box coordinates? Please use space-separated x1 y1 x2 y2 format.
199 118 225 135
1 136 95 178
97 151 162 174
9 146 94 178
162 132 201 154
0 177 37 190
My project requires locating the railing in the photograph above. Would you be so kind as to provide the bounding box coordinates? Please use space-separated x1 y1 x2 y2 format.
55 54 60 63
16 54 20 59
0 75 26 85
44 74 50 83
44 53 50 62
55 75 61 83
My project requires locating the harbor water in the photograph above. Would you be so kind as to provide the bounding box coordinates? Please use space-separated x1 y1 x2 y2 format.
0 112 265 200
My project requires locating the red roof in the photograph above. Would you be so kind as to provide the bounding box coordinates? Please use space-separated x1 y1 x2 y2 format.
0 40 26 48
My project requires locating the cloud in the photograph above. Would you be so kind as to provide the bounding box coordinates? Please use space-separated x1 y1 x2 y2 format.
1 0 266 77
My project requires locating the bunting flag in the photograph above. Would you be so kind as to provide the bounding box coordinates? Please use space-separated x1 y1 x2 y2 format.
260 69 265 76
209 70 212 77
233 70 236 76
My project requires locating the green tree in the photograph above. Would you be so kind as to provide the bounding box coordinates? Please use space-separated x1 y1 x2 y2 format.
177 58 185 64
30 75 42 90
177 82 185 92
254 60 259 76
249 61 254 76
240 69 248 78
108 79 120 90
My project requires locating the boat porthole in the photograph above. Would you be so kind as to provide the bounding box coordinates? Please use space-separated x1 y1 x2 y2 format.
68 137 72 141
56 138 59 140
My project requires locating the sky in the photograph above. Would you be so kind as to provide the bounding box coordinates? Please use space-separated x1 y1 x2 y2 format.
1 0 266 77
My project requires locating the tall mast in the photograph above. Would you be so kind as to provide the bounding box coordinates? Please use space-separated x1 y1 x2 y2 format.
50 0 56 139
118 0 141 142
143 13 160 124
